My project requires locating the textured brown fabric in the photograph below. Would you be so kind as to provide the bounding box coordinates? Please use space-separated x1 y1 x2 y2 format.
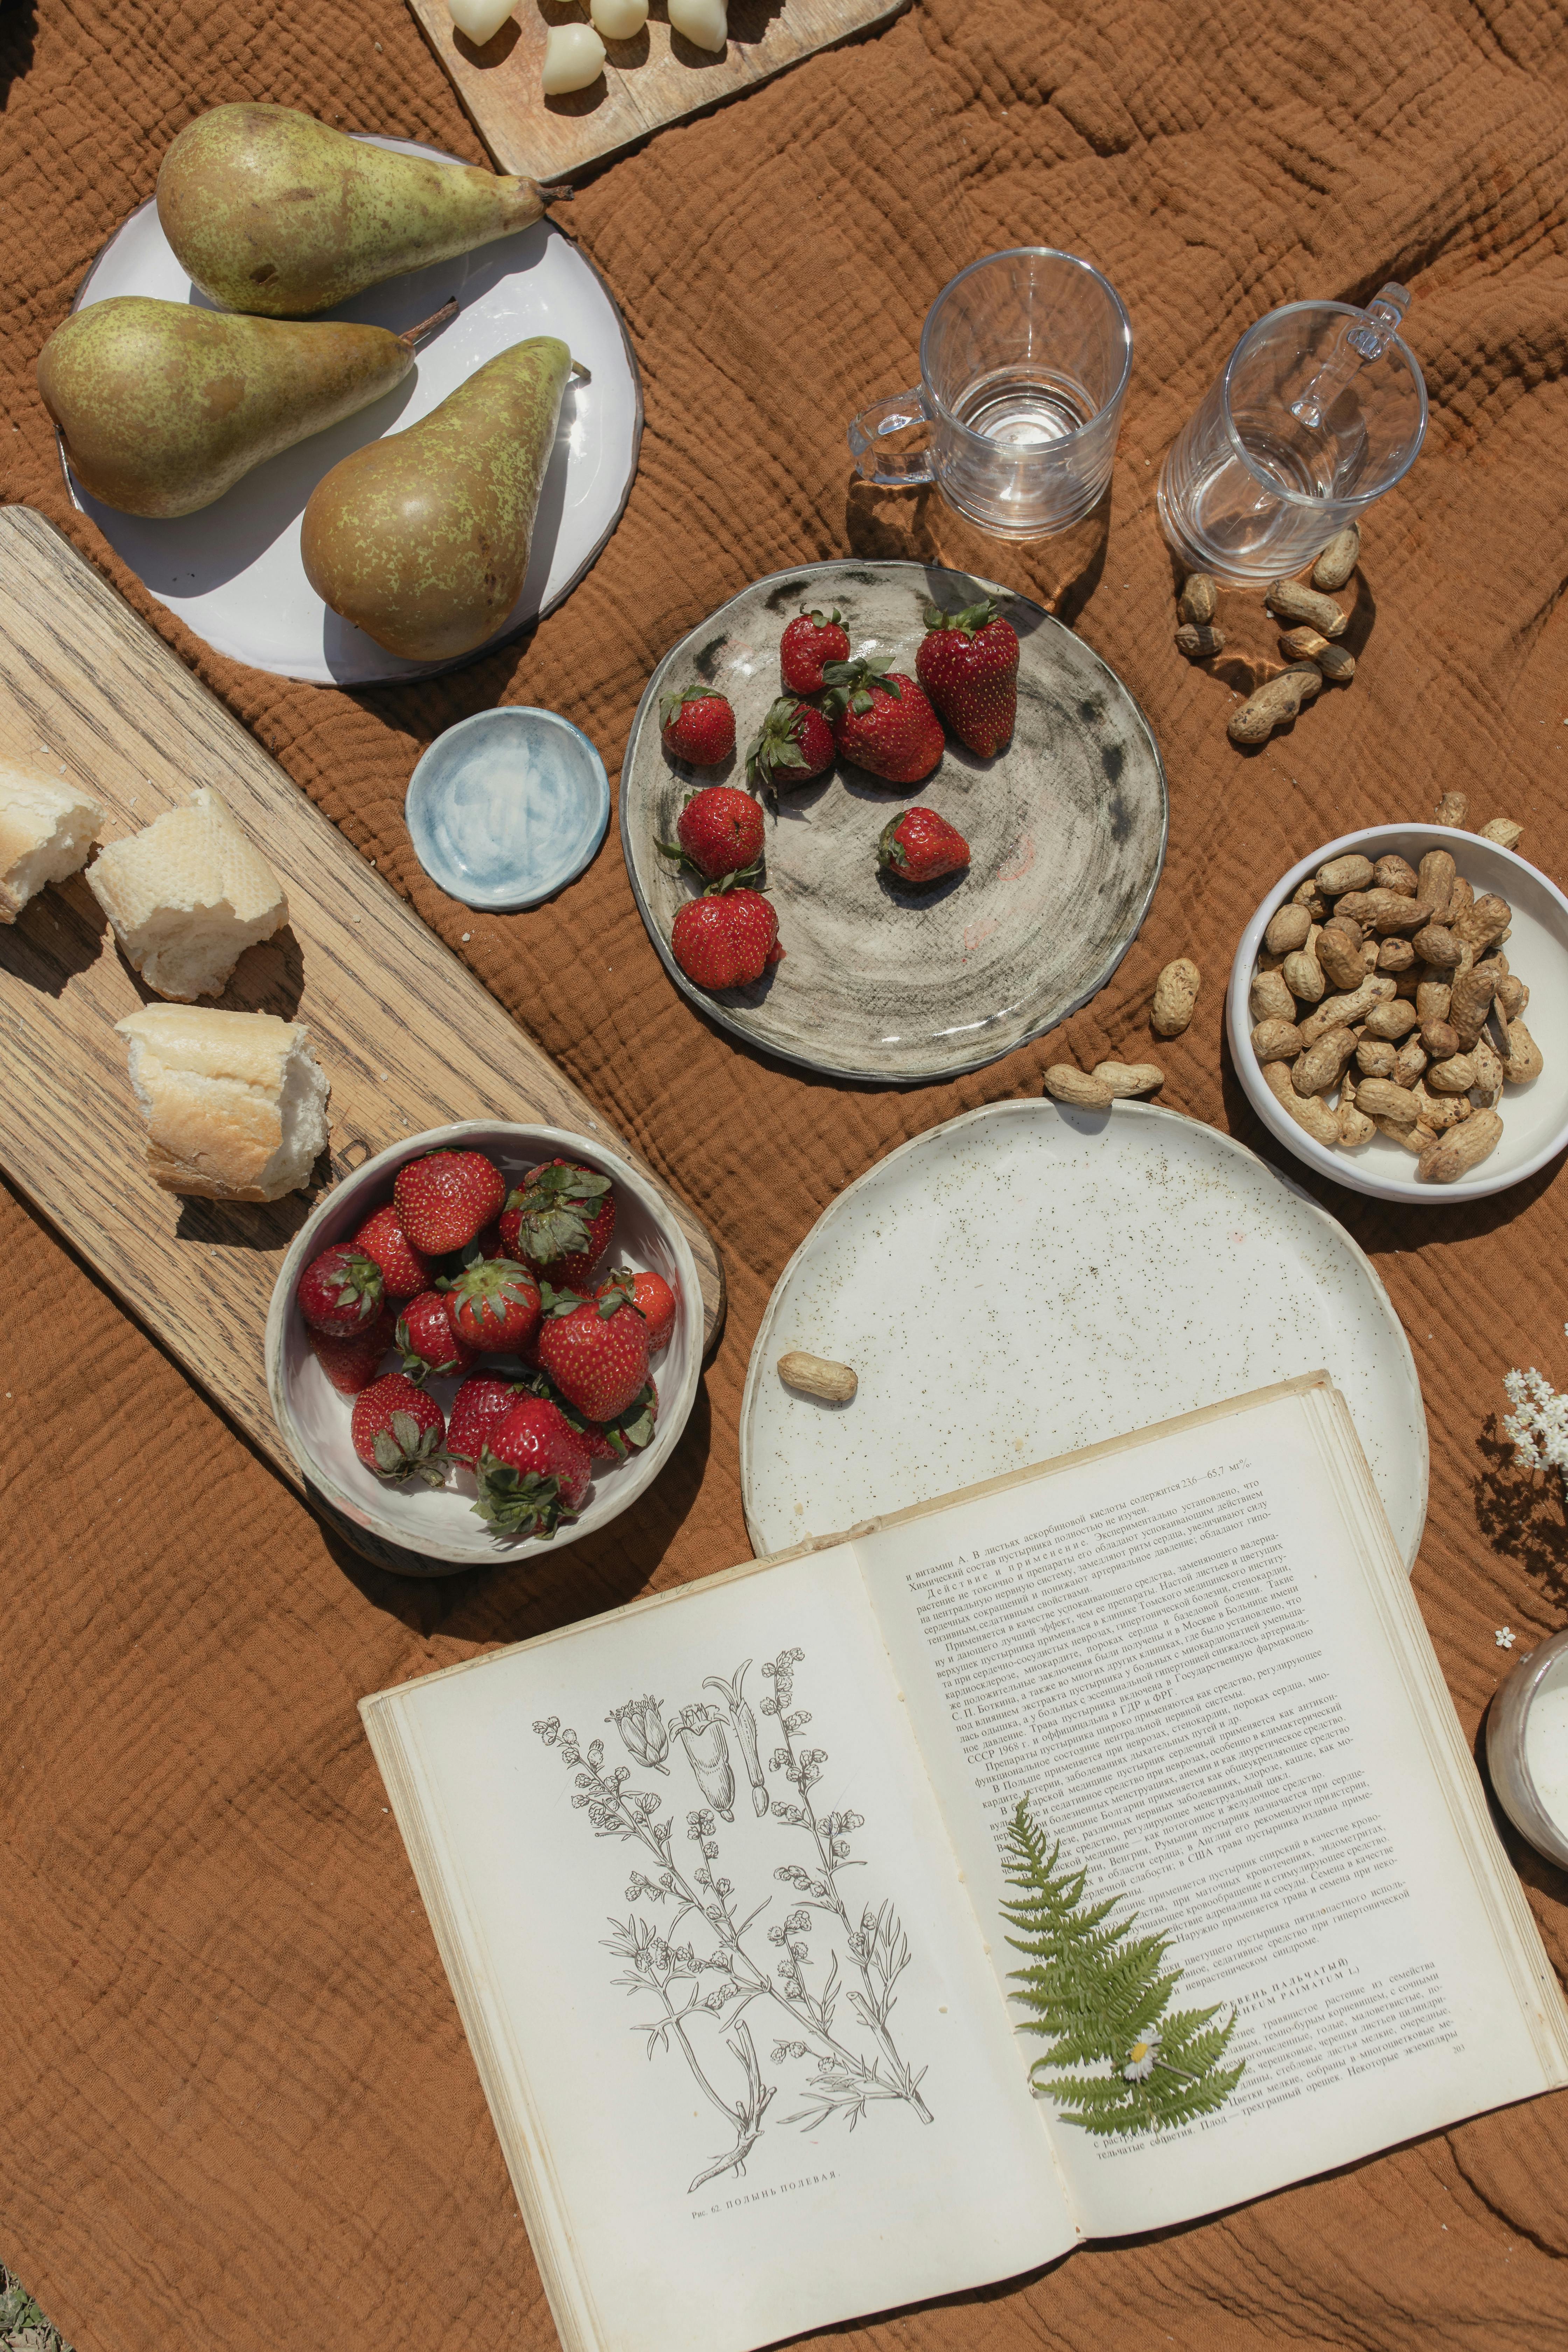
4 0 1568 2344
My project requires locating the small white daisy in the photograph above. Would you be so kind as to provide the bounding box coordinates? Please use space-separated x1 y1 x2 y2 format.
1123 2032 1161 2081
1496 1627 1517 1650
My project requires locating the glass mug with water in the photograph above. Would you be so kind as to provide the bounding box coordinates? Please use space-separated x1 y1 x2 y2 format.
847 248 1132 541
1158 285 1428 583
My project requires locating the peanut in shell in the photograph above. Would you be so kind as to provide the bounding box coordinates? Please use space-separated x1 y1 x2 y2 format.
1419 1108 1502 1182
1265 578 1348 637
1311 523 1360 593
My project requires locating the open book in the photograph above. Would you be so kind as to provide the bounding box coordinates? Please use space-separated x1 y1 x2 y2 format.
361 1375 1568 2352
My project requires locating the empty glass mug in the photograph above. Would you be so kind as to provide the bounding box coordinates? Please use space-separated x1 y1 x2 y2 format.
1157 285 1428 583
847 248 1133 540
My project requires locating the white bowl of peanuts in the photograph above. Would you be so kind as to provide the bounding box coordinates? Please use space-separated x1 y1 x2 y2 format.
1228 825 1568 1203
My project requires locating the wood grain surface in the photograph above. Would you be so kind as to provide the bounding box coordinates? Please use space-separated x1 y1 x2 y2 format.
0 504 724 1507
406 0 909 179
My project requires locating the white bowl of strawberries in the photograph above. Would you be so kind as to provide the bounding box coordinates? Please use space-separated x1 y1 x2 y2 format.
264 1122 702 1568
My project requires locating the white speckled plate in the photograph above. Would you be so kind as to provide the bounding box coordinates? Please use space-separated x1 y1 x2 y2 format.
741 1099 1428 1569
620 560 1167 1083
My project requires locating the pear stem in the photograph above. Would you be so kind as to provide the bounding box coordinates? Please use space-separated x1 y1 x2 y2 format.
398 297 460 351
540 181 575 203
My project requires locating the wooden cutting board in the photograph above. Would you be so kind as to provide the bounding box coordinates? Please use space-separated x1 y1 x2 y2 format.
0 506 724 1567
406 0 909 181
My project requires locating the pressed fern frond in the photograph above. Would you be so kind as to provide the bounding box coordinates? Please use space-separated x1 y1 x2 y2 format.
1001 1797 1243 2136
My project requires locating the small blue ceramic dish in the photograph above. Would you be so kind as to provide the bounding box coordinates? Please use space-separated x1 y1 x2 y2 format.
405 707 610 912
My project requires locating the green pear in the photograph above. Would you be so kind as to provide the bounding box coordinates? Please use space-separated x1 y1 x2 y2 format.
157 103 553 319
301 336 574 663
35 296 443 519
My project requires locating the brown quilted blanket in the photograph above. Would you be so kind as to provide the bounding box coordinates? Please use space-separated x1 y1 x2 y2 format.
4 0 1568 2343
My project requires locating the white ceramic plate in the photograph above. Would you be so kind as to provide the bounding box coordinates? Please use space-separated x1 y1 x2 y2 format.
740 1099 1428 1569
1228 825 1568 1203
64 138 642 685
265 1122 701 1572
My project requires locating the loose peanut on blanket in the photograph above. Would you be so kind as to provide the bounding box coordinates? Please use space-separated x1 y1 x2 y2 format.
1434 791 1469 827
1480 817 1524 849
1227 664 1324 744
1175 623 1226 659
1420 1109 1503 1182
1179 572 1219 626
778 1352 858 1403
1152 957 1201 1036
1044 1064 1115 1110
1266 578 1348 637
1311 523 1360 592
1092 1060 1166 1098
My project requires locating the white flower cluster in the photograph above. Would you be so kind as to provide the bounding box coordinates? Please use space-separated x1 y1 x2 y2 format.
1503 1329 1568 1476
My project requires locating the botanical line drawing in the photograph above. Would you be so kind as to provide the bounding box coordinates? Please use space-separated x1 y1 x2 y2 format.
534 1647 932 2194
1002 1796 1243 2135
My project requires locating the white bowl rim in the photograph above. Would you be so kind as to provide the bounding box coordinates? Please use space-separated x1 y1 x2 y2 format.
1227 824 1568 1204
264 1120 703 1564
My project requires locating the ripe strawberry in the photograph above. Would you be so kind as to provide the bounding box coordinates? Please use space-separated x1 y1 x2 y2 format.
350 1372 448 1484
670 888 784 990
746 696 835 795
351 1203 433 1302
446 1372 523 1467
298 1243 384 1337
538 1284 651 1423
442 1256 542 1354
821 659 944 785
660 685 736 767
562 1376 659 1462
500 1160 616 1290
915 597 1018 758
598 1266 677 1354
309 1307 394 1396
779 607 850 695
467 1221 506 1261
659 785 764 883
396 1290 477 1381
393 1149 506 1255
878 806 971 887
474 1395 593 1536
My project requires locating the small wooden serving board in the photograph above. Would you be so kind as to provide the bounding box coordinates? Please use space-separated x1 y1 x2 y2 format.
406 0 909 181
0 507 723 1545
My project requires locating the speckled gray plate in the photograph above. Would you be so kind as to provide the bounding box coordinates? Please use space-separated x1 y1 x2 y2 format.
741 1099 1428 1569
620 561 1167 1083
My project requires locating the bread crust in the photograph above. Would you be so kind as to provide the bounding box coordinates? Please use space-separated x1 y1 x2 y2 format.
0 766 105 921
115 1005 329 1201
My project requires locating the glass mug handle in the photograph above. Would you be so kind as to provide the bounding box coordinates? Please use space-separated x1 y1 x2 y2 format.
847 388 935 487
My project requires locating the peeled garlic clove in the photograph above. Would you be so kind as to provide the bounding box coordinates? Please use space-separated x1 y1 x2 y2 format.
589 0 648 36
541 21 607 89
448 0 515 37
668 0 727 48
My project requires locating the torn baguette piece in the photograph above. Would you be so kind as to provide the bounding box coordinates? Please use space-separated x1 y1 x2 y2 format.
88 786 286 1000
115 1006 329 1200
0 764 105 921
